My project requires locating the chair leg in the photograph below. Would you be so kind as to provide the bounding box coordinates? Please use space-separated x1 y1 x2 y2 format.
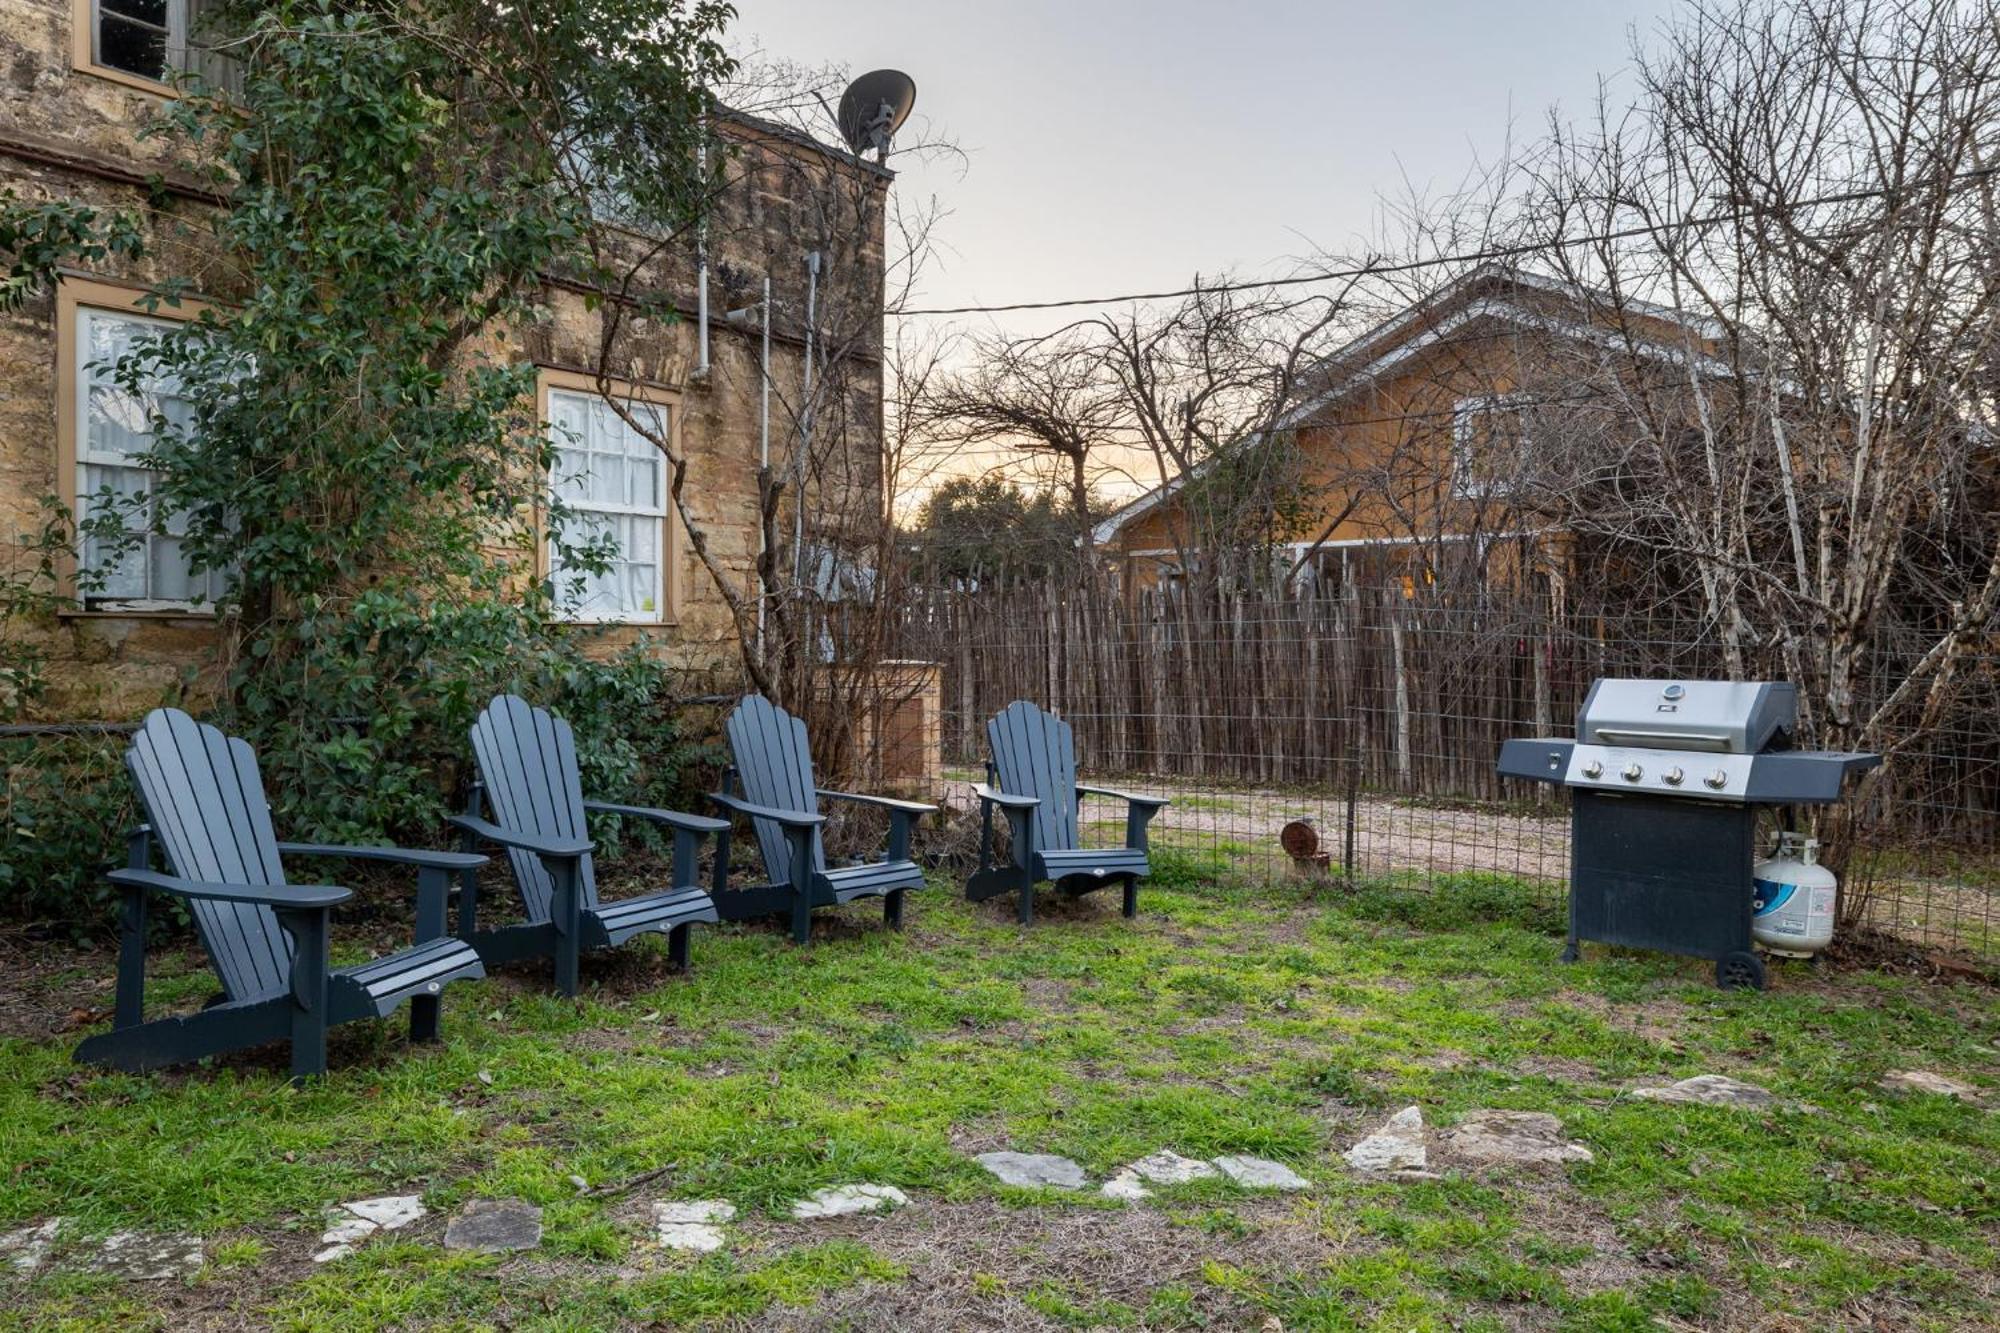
1122 877 1140 919
409 992 441 1044
884 889 905 930
281 907 331 1085
668 922 692 971
551 859 582 997
1018 883 1034 926
791 892 813 946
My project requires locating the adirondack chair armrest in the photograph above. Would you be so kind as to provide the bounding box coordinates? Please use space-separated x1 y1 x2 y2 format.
106 866 353 909
972 783 1040 810
445 814 593 860
1076 784 1171 811
582 801 731 835
278 842 489 872
815 789 939 816
706 791 826 828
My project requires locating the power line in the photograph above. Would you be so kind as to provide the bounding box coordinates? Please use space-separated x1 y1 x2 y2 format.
891 168 1999 318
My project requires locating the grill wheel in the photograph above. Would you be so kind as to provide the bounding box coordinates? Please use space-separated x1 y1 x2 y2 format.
1715 950 1768 992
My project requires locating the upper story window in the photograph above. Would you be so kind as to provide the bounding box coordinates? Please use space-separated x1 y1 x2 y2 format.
1450 392 1535 500
69 299 228 611
543 377 674 623
79 0 240 93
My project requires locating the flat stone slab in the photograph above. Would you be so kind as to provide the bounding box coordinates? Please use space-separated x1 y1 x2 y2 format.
975 1152 1089 1190
790 1184 909 1220
1099 1170 1151 1201
1343 1105 1428 1173
314 1194 428 1263
443 1198 542 1253
1882 1070 1980 1099
1212 1155 1312 1191
1630 1074 1778 1109
84 1229 203 1281
0 1220 63 1276
1441 1110 1594 1166
1127 1150 1219 1185
654 1200 736 1253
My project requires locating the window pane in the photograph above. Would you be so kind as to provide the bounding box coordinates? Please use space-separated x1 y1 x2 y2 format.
98 13 168 79
101 0 169 25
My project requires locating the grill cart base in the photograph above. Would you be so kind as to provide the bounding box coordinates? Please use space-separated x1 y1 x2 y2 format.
1565 792 1765 990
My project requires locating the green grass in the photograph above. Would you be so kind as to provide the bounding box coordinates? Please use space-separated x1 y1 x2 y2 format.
1 868 1995 1330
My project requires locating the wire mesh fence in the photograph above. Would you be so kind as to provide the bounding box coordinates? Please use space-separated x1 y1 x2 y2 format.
889 572 2000 962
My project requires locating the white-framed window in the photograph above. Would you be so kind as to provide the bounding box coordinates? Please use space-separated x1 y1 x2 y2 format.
73 303 227 612
79 0 239 92
545 385 670 623
1450 392 1534 499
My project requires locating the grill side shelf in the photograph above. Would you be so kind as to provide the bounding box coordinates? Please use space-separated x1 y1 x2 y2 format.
1744 751 1883 804
1497 738 1574 784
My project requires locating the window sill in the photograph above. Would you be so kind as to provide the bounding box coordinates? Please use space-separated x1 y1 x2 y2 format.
59 606 220 621
72 60 178 99
555 616 679 629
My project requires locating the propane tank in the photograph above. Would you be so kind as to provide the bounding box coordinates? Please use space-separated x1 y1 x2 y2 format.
1752 832 1839 958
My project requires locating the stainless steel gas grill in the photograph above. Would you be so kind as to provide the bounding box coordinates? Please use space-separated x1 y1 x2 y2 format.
1497 678 1880 989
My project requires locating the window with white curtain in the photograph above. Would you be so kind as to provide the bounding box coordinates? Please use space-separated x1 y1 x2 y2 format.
74 304 226 611
86 0 240 91
545 386 669 622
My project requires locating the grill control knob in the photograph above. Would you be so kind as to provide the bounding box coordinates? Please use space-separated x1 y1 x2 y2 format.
1662 765 1684 786
1581 759 1604 779
1622 762 1643 782
1704 769 1728 790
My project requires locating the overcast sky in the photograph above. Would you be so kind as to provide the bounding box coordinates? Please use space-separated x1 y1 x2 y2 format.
730 0 1680 340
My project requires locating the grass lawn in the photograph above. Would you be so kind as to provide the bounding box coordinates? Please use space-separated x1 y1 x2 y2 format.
1 853 1996 1331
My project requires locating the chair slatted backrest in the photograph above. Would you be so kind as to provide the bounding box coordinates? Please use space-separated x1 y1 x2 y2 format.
126 709 293 1003
470 696 600 922
724 696 826 885
988 701 1080 853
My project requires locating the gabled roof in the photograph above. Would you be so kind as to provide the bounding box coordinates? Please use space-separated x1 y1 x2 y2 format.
1091 264 1723 546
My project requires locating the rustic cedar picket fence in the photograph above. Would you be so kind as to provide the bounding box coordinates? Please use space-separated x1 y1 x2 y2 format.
892 577 1728 801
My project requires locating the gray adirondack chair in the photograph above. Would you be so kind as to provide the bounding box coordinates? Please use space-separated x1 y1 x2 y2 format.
968 700 1170 924
72 708 489 1082
450 695 727 995
709 695 937 945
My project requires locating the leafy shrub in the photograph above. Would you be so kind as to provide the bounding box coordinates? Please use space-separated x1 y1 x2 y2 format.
0 732 147 938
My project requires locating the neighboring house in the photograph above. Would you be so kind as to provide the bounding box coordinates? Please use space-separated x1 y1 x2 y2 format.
1092 264 1722 598
0 0 892 716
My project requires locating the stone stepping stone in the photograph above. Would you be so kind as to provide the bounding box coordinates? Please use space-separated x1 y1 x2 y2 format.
653 1201 735 1253
84 1230 203 1281
1343 1105 1428 1174
1630 1074 1778 1108
790 1184 909 1220
314 1194 427 1264
1211 1155 1312 1191
443 1198 542 1253
1881 1070 1981 1100
974 1152 1089 1190
1098 1149 1219 1200
0 1220 63 1277
1440 1110 1593 1165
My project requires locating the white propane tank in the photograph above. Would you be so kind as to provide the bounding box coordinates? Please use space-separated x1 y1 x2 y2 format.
1752 832 1839 958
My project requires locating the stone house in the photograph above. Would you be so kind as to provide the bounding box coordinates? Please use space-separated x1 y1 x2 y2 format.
0 0 902 732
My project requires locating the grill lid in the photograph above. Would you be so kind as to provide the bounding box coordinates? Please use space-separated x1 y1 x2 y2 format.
1576 679 1796 755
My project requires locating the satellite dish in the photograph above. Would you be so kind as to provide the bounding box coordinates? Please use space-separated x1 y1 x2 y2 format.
836 69 916 161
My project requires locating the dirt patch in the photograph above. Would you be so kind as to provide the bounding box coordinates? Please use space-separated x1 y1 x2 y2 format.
739 1197 1331 1331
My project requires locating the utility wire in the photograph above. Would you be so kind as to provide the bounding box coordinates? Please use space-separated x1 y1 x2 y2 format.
891 167 1999 318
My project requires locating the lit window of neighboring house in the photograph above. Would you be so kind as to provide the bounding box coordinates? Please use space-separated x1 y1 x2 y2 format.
542 376 675 623
62 288 228 612
75 0 240 93
1450 392 1534 499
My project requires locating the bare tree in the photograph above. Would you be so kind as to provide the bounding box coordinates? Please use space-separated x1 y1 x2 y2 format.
1514 0 2000 884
